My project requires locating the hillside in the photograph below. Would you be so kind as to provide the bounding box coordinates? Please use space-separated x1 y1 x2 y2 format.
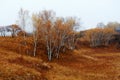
0 37 120 80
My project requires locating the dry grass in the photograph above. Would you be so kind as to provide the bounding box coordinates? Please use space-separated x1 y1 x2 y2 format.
0 37 120 80
0 48 45 80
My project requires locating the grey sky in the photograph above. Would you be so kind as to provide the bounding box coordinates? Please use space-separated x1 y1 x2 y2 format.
0 0 120 30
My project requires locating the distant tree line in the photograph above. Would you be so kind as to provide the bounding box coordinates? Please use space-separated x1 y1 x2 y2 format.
81 22 120 47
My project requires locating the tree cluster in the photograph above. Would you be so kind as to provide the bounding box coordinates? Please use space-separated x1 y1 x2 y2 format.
0 25 21 37
82 22 120 47
32 10 79 61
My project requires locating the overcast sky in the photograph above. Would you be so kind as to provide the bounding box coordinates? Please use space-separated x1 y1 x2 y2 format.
0 0 120 30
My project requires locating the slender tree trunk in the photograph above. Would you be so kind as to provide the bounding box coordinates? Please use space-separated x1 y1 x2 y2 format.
48 51 52 61
33 40 37 56
55 39 61 57
56 47 60 59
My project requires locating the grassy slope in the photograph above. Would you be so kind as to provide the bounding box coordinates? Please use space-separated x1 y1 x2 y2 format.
0 37 120 80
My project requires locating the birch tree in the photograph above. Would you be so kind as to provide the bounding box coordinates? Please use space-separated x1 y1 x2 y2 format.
54 17 79 58
17 8 29 54
32 14 42 56
65 17 79 50
32 10 56 61
40 10 56 61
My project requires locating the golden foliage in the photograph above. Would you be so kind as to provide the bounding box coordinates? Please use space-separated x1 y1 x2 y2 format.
83 27 115 47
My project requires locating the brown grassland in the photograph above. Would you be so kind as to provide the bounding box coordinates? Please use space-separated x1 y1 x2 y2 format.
0 37 120 80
